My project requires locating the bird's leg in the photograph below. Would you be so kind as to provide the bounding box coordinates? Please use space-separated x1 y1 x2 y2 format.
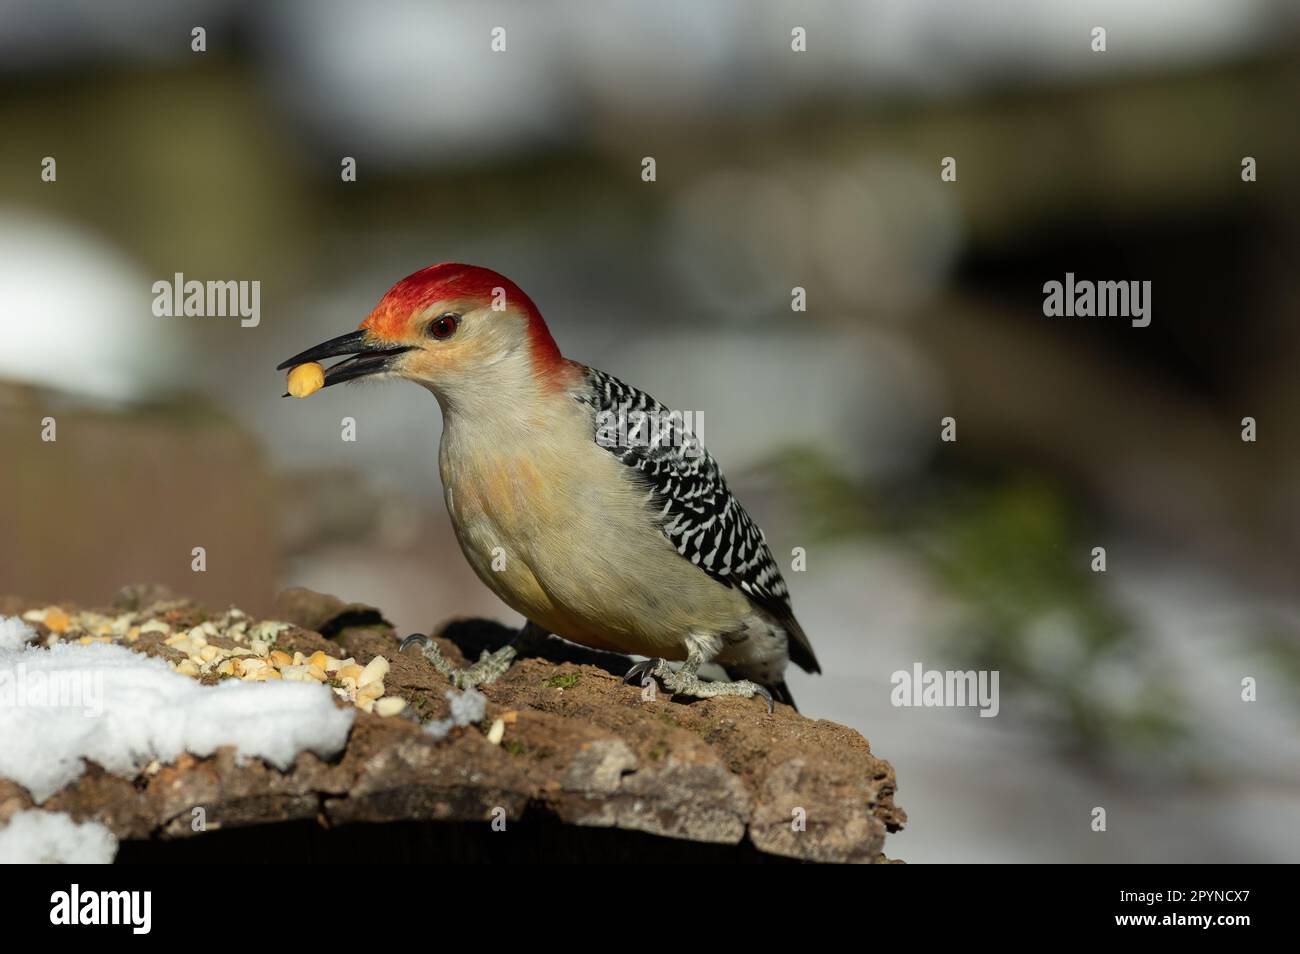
400 621 547 690
623 644 774 713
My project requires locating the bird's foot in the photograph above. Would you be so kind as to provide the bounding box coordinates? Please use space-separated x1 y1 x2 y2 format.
399 634 518 690
454 644 518 689
623 657 773 714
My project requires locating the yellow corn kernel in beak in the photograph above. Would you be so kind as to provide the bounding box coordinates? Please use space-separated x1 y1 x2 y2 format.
287 362 325 398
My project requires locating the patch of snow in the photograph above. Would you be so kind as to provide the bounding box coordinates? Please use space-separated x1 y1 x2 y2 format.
0 810 117 863
0 617 35 652
0 641 355 803
423 688 488 740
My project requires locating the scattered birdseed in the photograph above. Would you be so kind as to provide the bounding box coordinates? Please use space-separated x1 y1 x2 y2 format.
13 604 407 717
358 655 389 687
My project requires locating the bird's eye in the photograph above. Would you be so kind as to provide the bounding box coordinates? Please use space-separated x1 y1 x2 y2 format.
428 313 460 340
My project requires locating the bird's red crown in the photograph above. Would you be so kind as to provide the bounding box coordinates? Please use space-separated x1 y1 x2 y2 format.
361 263 564 373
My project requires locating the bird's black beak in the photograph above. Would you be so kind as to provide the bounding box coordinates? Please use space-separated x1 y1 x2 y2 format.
276 330 413 393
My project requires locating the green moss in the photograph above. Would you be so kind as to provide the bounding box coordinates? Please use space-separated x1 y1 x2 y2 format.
545 672 580 690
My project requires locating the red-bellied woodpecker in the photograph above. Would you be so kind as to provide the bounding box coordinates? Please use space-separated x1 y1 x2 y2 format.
277 263 820 711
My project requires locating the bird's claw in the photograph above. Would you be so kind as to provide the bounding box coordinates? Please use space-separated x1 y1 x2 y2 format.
398 632 455 679
624 657 775 713
622 658 665 686
400 633 517 689
399 633 430 653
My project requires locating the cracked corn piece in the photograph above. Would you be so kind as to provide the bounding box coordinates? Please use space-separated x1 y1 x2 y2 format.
287 362 325 398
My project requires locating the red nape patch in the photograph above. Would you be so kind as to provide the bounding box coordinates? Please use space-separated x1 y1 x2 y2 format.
360 262 566 375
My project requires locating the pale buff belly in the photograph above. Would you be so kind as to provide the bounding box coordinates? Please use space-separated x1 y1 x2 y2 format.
439 432 755 660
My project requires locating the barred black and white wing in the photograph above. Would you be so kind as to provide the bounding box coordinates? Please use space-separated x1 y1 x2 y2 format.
575 367 820 673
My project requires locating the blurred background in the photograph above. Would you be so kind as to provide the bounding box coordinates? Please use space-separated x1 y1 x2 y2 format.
2 0 1298 862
